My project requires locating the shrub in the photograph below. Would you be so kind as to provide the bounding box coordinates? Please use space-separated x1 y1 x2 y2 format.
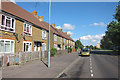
68 47 72 53
51 48 57 57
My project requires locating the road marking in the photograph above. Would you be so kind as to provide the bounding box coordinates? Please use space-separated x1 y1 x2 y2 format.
56 57 81 78
90 63 92 66
90 66 92 69
91 70 93 73
91 74 93 77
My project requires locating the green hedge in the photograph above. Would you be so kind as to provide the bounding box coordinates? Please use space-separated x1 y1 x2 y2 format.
50 48 57 57
68 47 72 53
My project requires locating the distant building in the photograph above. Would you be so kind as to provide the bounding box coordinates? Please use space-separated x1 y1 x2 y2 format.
97 43 101 48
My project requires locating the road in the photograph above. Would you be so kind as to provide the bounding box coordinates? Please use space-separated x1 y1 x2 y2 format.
63 53 119 78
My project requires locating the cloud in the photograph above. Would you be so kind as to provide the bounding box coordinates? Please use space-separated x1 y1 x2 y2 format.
80 34 105 40
10 0 16 3
90 22 106 27
56 26 62 29
63 24 75 30
79 34 105 46
67 31 74 35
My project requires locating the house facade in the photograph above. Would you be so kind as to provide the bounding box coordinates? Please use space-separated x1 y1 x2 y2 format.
0 1 75 54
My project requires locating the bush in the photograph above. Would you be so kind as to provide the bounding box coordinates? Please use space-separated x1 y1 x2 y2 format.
68 47 72 53
51 48 57 57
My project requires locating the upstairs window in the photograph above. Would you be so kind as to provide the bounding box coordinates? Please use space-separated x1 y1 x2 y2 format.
54 34 57 41
1 15 15 32
61 37 62 43
23 23 32 36
63 38 65 43
67 40 68 44
42 29 47 40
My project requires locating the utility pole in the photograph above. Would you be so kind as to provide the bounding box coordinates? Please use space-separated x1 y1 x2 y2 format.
48 0 51 68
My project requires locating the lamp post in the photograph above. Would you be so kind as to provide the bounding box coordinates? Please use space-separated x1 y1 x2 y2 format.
48 0 51 68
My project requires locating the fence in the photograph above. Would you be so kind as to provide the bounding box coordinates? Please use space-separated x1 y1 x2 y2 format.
0 50 70 67
0 51 48 67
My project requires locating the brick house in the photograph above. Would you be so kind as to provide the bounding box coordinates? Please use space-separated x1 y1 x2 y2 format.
0 1 75 54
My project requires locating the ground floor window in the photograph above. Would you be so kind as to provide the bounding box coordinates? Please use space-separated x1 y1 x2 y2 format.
63 45 65 50
54 44 57 49
23 41 32 52
42 43 46 51
0 39 14 53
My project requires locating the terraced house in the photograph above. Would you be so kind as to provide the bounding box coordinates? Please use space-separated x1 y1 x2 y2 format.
0 1 75 54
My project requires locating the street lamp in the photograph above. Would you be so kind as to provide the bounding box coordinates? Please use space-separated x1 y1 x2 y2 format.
48 0 51 68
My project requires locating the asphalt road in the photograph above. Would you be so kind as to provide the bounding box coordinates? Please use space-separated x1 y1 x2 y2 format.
64 53 119 78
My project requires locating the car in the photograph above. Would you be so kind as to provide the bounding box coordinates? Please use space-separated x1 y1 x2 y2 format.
79 48 90 56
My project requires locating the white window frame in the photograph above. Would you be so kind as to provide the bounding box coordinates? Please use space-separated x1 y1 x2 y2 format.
0 14 15 32
23 23 32 36
54 44 57 49
42 43 46 51
42 29 47 40
60 37 62 43
67 40 68 44
0 39 14 54
23 41 32 52
54 34 57 42
63 38 65 43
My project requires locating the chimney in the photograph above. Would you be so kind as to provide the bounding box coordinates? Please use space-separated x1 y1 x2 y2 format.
59 28 63 31
51 23 55 27
38 16 44 21
32 10 37 17
68 34 71 37
64 32 67 34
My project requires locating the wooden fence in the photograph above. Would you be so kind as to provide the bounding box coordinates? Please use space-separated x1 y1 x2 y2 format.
0 50 69 67
0 51 48 67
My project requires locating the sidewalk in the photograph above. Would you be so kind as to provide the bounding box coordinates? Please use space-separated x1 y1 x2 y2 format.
2 52 79 78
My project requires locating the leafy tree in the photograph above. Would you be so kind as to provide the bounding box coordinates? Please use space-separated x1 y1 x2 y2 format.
114 5 120 22
75 40 84 49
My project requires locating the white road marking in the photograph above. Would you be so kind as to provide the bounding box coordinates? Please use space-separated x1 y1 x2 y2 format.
90 63 92 66
91 70 93 73
90 66 92 69
91 74 94 77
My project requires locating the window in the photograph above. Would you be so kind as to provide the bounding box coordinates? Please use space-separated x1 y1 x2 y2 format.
67 40 68 44
54 44 57 49
0 39 14 53
61 37 62 43
42 43 46 51
23 41 32 52
63 38 65 43
42 29 47 40
54 34 57 41
63 45 65 50
23 23 32 36
1 15 15 32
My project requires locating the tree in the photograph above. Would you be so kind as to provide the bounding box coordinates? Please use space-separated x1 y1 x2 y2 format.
75 40 84 49
114 5 120 22
90 45 94 49
100 5 120 51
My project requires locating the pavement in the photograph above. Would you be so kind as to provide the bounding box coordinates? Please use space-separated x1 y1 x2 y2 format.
64 53 119 78
2 52 79 78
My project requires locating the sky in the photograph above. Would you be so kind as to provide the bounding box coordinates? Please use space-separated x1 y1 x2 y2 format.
15 1 118 46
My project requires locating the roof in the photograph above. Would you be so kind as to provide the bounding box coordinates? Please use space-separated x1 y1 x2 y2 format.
41 21 59 35
41 21 74 41
1 1 74 42
1 2 48 31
